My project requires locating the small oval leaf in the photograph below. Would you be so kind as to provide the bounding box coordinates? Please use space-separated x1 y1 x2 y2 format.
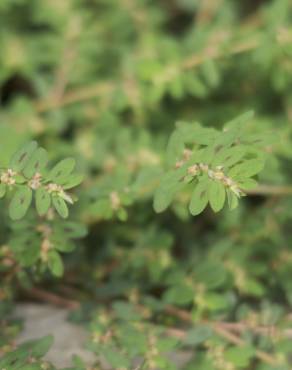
35 187 51 216
48 250 64 277
23 147 48 178
62 174 83 189
208 181 226 212
9 186 32 220
189 177 209 216
52 196 69 218
10 141 38 171
49 158 76 184
0 183 6 198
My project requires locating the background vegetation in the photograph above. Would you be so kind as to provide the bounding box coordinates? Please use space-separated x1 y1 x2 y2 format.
1 0 292 369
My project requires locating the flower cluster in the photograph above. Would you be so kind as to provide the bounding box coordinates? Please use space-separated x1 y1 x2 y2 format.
186 163 244 197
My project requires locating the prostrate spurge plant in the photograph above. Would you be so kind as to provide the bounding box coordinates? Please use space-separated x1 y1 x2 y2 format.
1 0 292 369
0 112 271 369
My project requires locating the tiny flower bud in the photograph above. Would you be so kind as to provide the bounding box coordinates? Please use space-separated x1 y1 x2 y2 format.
183 148 192 161
110 191 121 210
214 171 225 180
187 164 198 176
175 160 184 169
199 163 209 171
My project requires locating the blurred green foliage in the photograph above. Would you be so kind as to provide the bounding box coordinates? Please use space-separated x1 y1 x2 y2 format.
1 0 292 369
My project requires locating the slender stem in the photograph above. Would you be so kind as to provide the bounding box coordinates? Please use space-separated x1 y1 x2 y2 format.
246 185 292 196
34 82 114 113
26 286 80 310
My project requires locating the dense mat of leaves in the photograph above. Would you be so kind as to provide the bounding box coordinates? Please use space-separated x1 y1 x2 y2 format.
1 0 292 369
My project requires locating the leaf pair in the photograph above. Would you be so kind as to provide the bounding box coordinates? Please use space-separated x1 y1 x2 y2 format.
189 177 232 215
10 141 48 177
48 157 83 188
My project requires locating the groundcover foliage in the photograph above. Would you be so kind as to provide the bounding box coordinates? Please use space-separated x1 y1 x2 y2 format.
1 0 292 369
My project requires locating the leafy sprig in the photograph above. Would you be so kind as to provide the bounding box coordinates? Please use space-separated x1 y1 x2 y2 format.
0 141 83 220
154 112 268 216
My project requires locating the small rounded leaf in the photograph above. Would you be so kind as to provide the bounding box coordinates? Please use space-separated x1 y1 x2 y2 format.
153 170 185 213
0 184 6 198
52 196 69 218
62 174 84 189
48 250 64 277
227 189 239 210
228 159 265 179
61 222 87 238
189 178 209 216
29 335 54 358
208 181 226 212
23 147 48 178
49 158 76 184
10 141 38 171
9 186 32 220
35 187 51 216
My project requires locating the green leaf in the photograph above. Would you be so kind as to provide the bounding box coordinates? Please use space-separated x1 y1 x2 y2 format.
19 364 43 370
90 198 112 218
153 169 186 213
224 345 255 367
201 59 220 88
195 261 227 289
189 177 209 216
52 196 69 218
204 292 229 310
0 335 52 369
184 72 208 98
117 207 128 221
15 174 26 184
156 337 179 352
54 240 75 253
212 146 246 168
0 183 6 198
28 335 54 358
176 121 219 146
49 157 76 183
238 178 258 190
35 187 51 216
61 222 87 238
201 145 217 164
62 173 84 189
112 301 142 321
226 189 239 210
18 243 40 267
23 147 48 178
163 284 194 305
10 141 38 171
9 186 32 220
166 130 184 167
103 347 130 368
228 159 265 179
184 325 213 346
0 347 29 368
208 181 226 212
224 111 254 130
48 250 64 277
